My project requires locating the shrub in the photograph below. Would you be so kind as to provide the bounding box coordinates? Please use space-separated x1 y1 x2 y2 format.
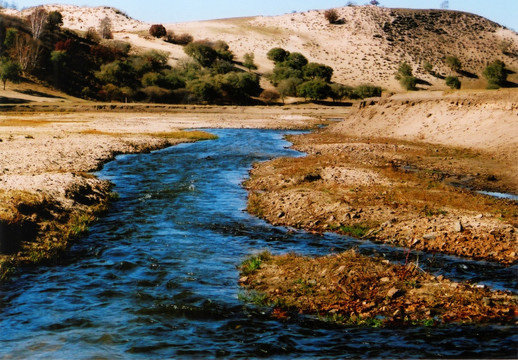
400 75 417 91
165 32 193 45
354 84 382 98
324 9 339 24
445 55 461 73
445 76 461 89
142 85 171 103
85 27 101 42
330 83 353 101
483 60 507 88
149 24 166 38
423 61 433 74
395 62 413 79
243 53 257 71
259 89 280 104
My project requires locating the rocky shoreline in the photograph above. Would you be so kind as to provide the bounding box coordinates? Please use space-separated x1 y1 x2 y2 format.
241 91 518 325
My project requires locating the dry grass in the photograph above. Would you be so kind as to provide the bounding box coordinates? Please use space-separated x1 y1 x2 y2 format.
79 129 217 141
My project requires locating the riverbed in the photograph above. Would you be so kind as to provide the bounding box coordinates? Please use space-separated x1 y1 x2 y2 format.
0 129 516 358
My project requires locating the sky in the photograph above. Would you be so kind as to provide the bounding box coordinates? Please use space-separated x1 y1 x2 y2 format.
7 0 517 31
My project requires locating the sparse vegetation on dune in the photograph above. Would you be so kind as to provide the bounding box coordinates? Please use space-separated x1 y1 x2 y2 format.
2 4 518 104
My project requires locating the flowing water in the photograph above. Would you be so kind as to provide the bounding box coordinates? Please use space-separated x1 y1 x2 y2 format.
1 129 516 359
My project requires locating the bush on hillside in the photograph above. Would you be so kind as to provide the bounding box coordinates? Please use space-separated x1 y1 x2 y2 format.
149 24 166 38
445 75 461 89
445 55 461 73
483 60 507 88
324 9 339 24
400 75 417 91
165 31 193 45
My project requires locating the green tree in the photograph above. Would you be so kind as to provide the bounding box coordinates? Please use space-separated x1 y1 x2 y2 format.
270 65 303 86
277 77 302 103
267 47 289 64
400 76 417 91
304 62 333 82
243 52 257 71
187 78 220 103
284 52 308 70
3 28 17 49
212 40 234 61
95 60 138 87
395 62 416 90
46 11 63 31
0 59 21 90
445 55 461 73
445 76 461 89
483 60 507 88
297 79 331 101
184 42 218 67
395 62 413 79
50 50 68 87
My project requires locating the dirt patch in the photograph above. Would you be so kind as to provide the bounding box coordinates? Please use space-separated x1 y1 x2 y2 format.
239 250 517 326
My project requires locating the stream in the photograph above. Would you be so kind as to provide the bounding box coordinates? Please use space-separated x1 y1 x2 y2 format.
0 129 516 358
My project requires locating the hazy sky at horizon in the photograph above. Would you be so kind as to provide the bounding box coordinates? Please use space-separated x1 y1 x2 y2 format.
8 0 517 31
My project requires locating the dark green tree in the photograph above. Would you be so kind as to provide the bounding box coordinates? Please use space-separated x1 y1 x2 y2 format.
284 52 308 70
445 76 461 89
267 47 289 63
0 59 21 90
46 11 63 31
297 79 331 101
483 60 507 88
184 42 218 67
304 62 333 82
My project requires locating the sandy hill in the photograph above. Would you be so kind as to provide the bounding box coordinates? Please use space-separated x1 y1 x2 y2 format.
2 4 518 91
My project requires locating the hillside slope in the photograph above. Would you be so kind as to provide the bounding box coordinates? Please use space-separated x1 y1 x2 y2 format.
2 5 518 91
